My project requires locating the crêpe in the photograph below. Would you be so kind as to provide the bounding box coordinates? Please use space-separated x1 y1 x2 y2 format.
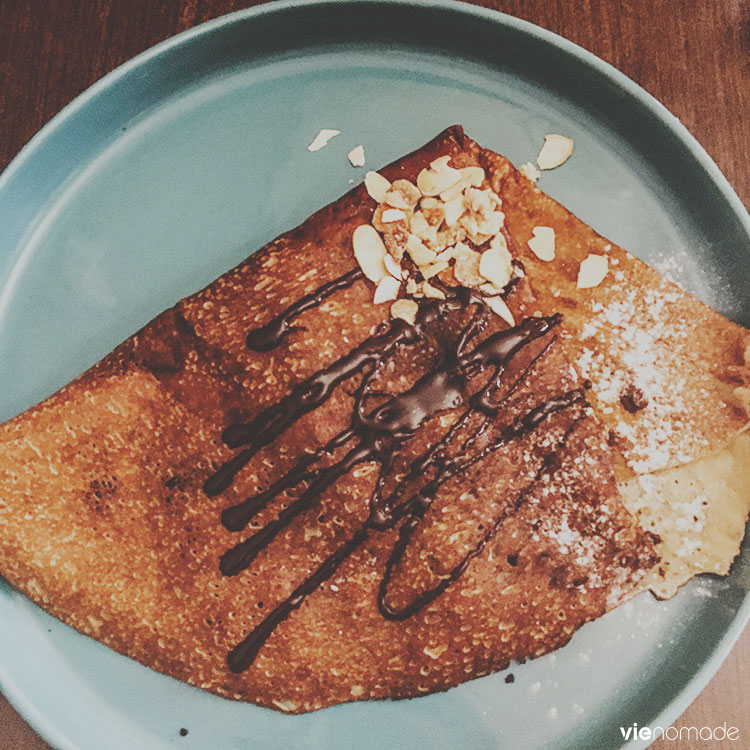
0 126 746 711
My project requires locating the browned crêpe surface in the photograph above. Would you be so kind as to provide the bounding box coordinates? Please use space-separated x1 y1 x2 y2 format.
0 127 656 712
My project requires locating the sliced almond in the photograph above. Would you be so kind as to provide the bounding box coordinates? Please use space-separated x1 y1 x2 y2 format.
418 224 439 247
406 278 418 295
410 212 430 235
417 168 459 197
439 168 484 202
460 166 485 187
430 155 452 170
420 260 449 279
491 231 509 253
518 161 541 182
353 224 388 283
420 281 446 299
373 275 401 304
434 247 456 262
417 156 463 197
527 226 555 262
381 208 407 223
388 180 421 209
439 180 466 202
484 296 516 327
383 232 406 262
479 210 505 238
406 234 438 266
536 134 574 170
479 240 512 290
436 225 466 251
443 195 466 227
419 197 444 226
453 243 484 287
391 299 419 325
479 282 504 296
347 145 366 167
466 187 495 214
577 253 609 289
373 205 408 234
383 190 410 210
383 254 403 280
307 128 340 152
364 171 392 203
460 213 493 246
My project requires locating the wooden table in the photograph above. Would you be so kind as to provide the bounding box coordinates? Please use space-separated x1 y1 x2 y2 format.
0 1 747 748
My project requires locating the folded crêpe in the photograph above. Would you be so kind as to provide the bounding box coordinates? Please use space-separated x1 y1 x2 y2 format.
0 126 747 711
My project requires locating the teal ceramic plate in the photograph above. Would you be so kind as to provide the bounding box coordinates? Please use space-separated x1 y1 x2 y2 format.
0 2 748 748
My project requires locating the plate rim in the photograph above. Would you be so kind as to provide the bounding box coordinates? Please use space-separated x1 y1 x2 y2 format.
0 2 748 749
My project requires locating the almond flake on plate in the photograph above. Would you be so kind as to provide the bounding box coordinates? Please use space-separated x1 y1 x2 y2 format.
347 145 366 167
577 253 609 289
536 134 574 170
527 226 556 261
307 128 341 152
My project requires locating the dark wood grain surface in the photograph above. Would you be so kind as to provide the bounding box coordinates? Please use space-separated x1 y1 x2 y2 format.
0 1 748 749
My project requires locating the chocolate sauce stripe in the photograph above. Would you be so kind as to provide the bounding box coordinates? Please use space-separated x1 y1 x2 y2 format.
373 333 558 526
220 442 369 576
245 268 363 352
377 400 585 620
227 527 370 674
220 426 355 532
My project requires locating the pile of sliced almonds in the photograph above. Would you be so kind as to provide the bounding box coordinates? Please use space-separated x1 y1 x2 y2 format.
353 155 519 327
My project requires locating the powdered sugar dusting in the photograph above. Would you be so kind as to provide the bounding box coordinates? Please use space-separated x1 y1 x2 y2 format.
573 278 712 473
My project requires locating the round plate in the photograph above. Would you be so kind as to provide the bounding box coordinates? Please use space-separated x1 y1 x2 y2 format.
0 2 748 749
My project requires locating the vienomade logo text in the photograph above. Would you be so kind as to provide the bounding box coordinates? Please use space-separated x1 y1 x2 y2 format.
620 722 741 743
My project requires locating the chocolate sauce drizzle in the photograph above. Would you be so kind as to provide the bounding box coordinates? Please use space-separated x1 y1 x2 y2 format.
203 292 468 498
205 276 586 674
